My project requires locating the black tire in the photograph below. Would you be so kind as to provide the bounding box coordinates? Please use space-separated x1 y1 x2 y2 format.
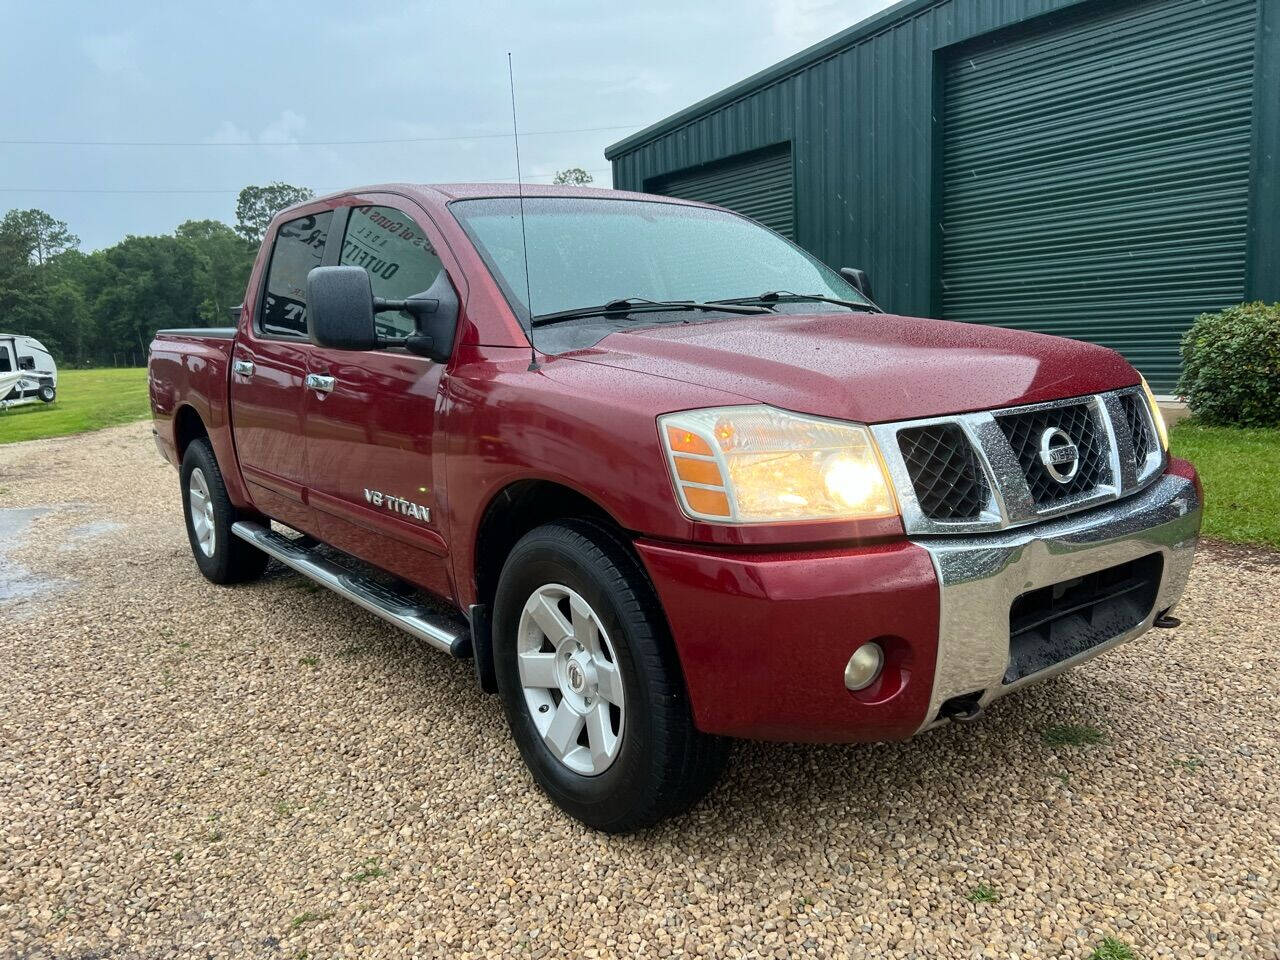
180 438 269 585
493 519 729 832
37 384 56 403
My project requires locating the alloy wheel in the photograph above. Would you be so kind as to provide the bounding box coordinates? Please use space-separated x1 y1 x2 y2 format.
517 583 626 775
188 468 216 557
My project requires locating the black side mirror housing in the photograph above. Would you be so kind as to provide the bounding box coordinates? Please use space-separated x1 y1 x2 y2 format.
402 270 460 364
306 265 379 351
839 267 874 303
306 264 459 362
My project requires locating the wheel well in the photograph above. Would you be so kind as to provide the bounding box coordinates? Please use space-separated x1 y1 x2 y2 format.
471 480 628 692
474 480 621 611
173 405 209 459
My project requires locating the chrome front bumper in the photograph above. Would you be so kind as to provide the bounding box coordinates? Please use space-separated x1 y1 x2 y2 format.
914 470 1201 732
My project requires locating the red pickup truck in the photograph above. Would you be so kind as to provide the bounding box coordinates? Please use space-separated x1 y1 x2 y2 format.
149 183 1202 831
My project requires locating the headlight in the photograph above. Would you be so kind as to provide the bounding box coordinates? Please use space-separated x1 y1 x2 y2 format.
658 405 898 523
1139 375 1169 451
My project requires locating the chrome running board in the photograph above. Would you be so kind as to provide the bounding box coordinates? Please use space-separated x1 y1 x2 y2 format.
231 521 470 657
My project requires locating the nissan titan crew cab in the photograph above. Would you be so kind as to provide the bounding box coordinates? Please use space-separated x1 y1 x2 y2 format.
149 184 1202 831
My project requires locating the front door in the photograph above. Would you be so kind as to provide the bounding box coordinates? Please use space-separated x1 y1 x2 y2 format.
302 199 459 600
229 208 334 531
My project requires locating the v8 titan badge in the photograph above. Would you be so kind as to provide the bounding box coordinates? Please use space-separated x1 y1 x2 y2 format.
364 488 431 522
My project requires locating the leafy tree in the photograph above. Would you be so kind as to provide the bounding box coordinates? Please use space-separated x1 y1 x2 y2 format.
176 219 256 323
552 167 594 186
83 235 208 362
235 182 315 243
0 256 87 361
0 208 79 267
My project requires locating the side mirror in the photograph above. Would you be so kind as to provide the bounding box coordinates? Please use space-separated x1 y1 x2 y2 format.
839 267 874 303
402 270 460 364
306 265 379 351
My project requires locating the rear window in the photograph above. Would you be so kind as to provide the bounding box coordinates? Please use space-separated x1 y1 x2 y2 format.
260 211 332 337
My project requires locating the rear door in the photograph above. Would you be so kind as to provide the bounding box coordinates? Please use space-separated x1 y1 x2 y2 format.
229 207 334 531
302 197 461 600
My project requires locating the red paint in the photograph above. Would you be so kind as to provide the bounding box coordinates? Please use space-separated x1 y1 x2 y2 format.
148 182 1172 744
1167 455 1202 502
573 310 1140 424
634 538 940 741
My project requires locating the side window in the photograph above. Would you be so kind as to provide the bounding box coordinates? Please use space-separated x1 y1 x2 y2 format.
18 355 35 370
260 211 333 337
0 349 11 372
340 205 444 339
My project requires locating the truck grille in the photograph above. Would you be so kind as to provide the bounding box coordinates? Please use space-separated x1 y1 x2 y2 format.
1119 393 1154 469
896 424 988 521
1004 553 1163 683
873 386 1165 535
996 402 1110 507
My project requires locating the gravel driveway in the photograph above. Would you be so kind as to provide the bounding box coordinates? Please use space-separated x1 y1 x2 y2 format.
1 423 1276 959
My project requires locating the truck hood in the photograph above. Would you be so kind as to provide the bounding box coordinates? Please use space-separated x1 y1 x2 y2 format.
565 312 1139 423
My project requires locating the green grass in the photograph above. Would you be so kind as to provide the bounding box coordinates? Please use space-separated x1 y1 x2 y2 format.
1088 936 1138 960
1041 723 1107 747
966 884 1000 904
0 367 149 444
1171 422 1280 549
344 859 388 884
290 910 332 929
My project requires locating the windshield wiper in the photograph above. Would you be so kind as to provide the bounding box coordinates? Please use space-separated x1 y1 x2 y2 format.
531 297 771 328
709 290 879 313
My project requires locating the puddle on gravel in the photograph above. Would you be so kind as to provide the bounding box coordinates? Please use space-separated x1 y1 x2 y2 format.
61 520 126 549
0 506 57 602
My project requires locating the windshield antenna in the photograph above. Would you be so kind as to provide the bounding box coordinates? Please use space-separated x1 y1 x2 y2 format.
507 52 538 372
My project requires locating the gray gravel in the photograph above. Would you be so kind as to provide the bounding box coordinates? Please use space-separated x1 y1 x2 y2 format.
1 422 1277 959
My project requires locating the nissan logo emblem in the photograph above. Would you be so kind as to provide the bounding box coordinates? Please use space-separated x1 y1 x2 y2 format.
1038 427 1080 483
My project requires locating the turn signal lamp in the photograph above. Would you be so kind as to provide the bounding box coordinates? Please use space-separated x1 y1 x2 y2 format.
658 406 898 523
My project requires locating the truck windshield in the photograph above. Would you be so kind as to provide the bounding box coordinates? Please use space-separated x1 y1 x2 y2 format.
450 196 871 349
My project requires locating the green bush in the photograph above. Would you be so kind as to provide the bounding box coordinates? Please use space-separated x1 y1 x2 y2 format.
1178 301 1280 427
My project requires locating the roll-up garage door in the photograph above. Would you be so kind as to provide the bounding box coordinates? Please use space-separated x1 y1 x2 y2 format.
941 0 1257 392
649 145 795 240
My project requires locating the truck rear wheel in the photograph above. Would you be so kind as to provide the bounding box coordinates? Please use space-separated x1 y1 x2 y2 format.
180 439 268 585
493 519 728 832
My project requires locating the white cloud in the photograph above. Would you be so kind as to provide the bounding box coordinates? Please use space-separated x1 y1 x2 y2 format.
260 109 307 145
205 111 307 146
81 30 139 76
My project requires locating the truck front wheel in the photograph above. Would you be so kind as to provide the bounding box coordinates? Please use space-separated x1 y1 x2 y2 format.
180 439 268 585
493 520 728 832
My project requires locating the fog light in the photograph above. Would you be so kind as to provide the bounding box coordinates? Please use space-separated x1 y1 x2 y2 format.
843 642 884 691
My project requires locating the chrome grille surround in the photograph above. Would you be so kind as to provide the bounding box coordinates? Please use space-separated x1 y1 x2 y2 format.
871 387 1165 536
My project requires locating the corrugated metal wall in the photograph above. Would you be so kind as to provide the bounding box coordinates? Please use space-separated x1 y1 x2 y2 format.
650 144 796 238
941 0 1257 390
607 0 1279 387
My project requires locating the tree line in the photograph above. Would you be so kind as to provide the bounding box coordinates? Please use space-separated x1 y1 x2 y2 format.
0 182 313 367
2 170 593 368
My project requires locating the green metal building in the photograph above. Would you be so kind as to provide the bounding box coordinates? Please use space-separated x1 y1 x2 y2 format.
605 0 1278 391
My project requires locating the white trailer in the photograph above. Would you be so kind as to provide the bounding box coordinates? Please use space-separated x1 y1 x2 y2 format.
0 334 58 408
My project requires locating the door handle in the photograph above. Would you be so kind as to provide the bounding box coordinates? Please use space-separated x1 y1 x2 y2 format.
305 373 336 394
232 359 254 378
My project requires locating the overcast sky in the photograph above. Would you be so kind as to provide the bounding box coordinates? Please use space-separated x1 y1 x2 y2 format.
1 0 896 250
